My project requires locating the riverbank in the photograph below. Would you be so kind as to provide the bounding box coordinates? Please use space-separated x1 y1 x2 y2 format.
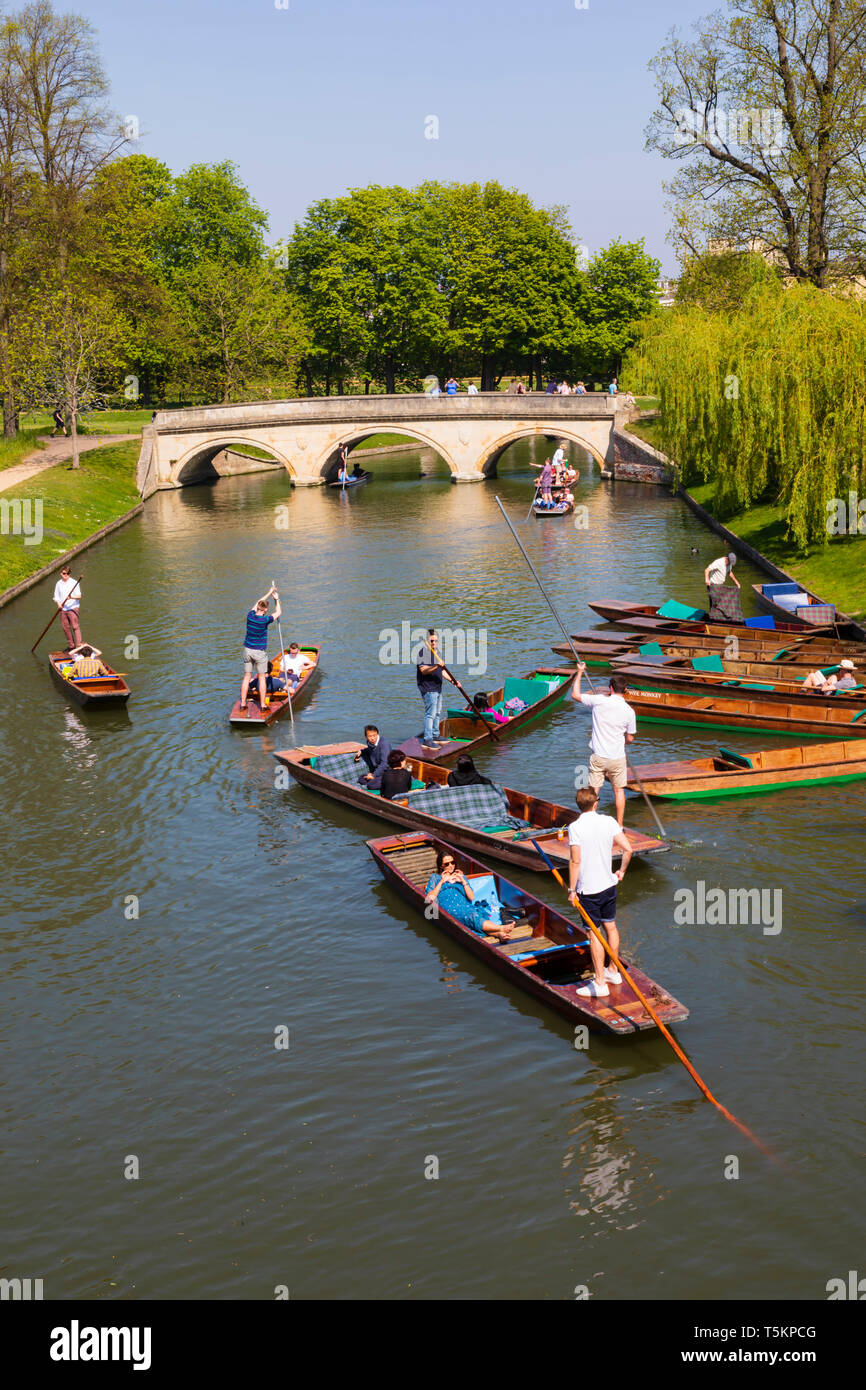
687 482 866 623
0 440 141 599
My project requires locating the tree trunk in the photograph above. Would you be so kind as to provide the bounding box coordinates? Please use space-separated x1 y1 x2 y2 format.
385 355 396 394
304 362 313 396
69 400 80 469
364 378 370 395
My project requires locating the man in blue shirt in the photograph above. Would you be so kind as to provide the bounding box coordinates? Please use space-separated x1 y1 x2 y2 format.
240 584 282 714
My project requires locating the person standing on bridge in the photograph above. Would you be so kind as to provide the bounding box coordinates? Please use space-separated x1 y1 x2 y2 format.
239 585 282 716
445 377 458 396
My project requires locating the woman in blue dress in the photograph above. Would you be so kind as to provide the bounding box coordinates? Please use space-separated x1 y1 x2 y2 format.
425 850 518 941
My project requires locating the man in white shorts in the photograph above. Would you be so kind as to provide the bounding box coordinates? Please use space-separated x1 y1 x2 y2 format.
568 786 633 998
570 663 636 827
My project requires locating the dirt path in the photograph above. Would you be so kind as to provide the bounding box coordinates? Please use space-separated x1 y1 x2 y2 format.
0 434 138 493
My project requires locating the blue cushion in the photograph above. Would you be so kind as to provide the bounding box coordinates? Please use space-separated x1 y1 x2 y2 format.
745 616 776 630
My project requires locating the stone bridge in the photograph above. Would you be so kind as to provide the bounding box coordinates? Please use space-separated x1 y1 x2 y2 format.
138 393 624 494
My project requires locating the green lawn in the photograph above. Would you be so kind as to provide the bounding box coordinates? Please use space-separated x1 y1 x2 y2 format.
688 483 866 621
624 418 665 452
20 408 151 437
0 427 50 472
353 433 418 450
0 440 140 595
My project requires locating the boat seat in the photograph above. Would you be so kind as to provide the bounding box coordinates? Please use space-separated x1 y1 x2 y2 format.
718 747 754 768
658 600 707 620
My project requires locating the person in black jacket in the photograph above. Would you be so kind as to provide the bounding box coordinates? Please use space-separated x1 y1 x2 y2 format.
446 754 492 788
380 749 413 800
354 725 392 789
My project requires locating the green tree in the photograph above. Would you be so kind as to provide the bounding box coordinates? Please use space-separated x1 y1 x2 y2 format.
156 161 267 273
675 249 781 313
581 239 660 379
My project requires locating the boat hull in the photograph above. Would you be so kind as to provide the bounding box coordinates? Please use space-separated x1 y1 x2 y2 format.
628 740 866 799
229 645 320 726
397 668 572 762
48 652 130 708
627 686 866 738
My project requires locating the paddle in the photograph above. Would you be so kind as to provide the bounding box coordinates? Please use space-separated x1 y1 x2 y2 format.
493 495 669 839
527 836 777 1161
430 647 501 744
272 581 294 734
31 573 81 652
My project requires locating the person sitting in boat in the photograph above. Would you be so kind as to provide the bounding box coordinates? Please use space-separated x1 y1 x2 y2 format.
353 725 392 789
380 749 413 801
425 850 517 941
280 643 314 688
446 753 493 788
801 660 858 694
351 459 364 478
66 644 109 679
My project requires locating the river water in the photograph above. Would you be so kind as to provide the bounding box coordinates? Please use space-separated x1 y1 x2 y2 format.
1 439 863 1301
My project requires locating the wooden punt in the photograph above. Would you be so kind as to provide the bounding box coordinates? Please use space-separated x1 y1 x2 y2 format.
328 471 371 488
229 645 320 726
553 629 866 667
589 598 840 638
611 659 866 709
397 667 572 763
48 650 130 708
626 685 866 738
627 740 866 800
368 832 689 1035
751 580 858 636
275 741 668 870
533 500 574 516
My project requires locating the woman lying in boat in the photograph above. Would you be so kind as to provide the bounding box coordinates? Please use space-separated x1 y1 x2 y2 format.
425 850 519 941
446 754 492 787
801 661 858 695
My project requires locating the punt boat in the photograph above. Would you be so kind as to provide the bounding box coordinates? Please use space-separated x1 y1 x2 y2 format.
611 658 866 709
552 631 866 668
368 832 689 1035
48 649 130 708
328 471 371 488
229 645 320 726
752 580 860 638
275 742 667 871
627 740 866 800
588 598 840 638
625 685 866 738
397 668 572 762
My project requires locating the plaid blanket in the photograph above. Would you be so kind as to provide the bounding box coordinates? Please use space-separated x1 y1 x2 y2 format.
707 583 744 623
313 751 365 784
402 781 524 830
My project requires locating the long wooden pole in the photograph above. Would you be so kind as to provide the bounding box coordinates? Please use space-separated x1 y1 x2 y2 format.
528 836 776 1161
31 575 81 652
272 582 293 731
494 496 667 838
432 650 501 744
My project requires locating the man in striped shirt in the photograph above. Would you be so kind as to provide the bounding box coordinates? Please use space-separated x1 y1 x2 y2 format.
240 585 282 713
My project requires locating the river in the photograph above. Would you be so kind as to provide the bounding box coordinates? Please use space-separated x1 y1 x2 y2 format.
1 437 863 1300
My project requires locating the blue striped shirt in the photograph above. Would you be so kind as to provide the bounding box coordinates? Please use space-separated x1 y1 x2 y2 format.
244 610 273 650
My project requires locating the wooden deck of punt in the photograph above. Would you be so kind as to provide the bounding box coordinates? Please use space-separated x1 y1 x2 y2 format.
627 740 866 799
553 631 866 668
276 742 668 870
367 832 689 1034
397 667 572 763
611 660 866 709
626 686 866 738
48 651 130 707
229 645 320 726
588 598 842 639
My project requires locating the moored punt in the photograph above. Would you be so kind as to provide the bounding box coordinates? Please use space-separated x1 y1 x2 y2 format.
48 650 130 708
367 832 689 1035
398 668 572 762
276 742 668 869
533 498 574 516
626 739 866 800
752 580 860 639
553 630 866 667
229 645 320 726
611 659 866 709
588 597 839 638
626 685 866 738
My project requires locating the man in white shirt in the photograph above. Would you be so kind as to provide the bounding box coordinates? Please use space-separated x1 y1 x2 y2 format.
551 442 566 473
571 664 636 827
568 786 633 998
704 552 739 590
280 642 314 687
467 382 478 395
52 566 82 651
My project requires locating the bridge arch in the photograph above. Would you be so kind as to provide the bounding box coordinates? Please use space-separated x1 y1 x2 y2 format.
478 426 607 479
172 437 294 486
317 427 458 482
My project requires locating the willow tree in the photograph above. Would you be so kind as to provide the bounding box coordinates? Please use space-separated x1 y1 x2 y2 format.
646 0 866 287
624 283 866 548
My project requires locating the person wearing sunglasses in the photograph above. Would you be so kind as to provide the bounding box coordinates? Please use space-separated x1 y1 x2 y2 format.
425 849 517 941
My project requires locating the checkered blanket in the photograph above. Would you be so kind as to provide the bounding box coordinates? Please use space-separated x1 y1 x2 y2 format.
707 583 744 623
402 781 524 830
313 751 365 783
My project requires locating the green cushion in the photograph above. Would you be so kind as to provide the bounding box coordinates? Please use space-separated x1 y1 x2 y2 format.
503 676 553 706
719 746 753 768
658 599 707 620
638 642 664 656
851 708 866 722
692 654 725 673
309 755 317 767
410 778 425 789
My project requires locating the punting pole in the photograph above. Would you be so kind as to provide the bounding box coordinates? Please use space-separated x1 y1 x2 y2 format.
528 836 777 1162
432 649 501 744
272 581 294 734
493 495 668 839
31 573 82 652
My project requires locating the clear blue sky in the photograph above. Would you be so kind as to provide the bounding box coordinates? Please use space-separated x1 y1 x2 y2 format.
81 0 711 274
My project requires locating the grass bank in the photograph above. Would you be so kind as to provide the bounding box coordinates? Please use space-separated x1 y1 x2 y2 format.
0 440 140 597
688 483 866 622
624 417 664 452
